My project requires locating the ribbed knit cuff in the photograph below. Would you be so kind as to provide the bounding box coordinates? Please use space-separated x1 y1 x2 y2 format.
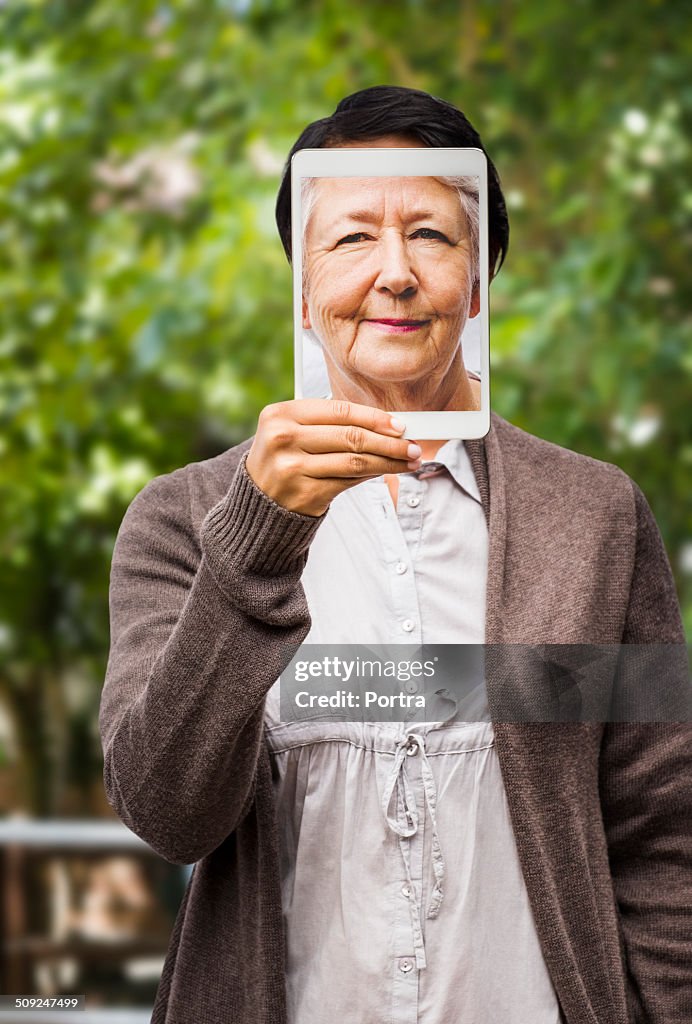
200 450 327 577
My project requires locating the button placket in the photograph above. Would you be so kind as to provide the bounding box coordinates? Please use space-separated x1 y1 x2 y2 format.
396 474 424 568
364 478 420 646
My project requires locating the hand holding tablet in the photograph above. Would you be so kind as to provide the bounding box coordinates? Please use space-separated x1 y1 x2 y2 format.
247 144 492 515
245 398 422 518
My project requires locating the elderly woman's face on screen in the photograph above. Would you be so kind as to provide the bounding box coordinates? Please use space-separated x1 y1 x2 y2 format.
302 174 478 402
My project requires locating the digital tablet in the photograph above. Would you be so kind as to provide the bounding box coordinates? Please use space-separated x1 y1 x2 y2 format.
291 147 490 439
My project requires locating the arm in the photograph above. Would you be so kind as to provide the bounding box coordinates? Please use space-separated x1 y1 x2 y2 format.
599 481 692 1023
99 450 326 865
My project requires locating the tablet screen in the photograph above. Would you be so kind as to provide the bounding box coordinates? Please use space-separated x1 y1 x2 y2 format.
291 148 489 439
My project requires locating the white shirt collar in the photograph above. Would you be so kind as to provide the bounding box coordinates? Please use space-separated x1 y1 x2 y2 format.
414 439 482 505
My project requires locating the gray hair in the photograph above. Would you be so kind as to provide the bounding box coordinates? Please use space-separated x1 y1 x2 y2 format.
301 175 480 291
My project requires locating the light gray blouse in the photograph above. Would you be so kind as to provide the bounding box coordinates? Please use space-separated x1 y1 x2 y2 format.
264 440 563 1024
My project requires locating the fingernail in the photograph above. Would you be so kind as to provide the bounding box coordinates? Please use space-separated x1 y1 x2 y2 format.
407 459 422 470
407 443 422 459
390 417 405 433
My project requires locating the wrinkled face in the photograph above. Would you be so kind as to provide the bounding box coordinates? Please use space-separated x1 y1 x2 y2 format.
302 172 479 392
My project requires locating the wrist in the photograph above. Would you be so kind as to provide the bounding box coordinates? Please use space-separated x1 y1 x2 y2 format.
201 451 326 577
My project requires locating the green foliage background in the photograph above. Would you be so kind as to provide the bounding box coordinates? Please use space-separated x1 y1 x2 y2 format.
1 0 690 814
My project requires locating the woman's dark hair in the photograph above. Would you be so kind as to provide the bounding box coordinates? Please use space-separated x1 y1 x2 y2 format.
275 85 509 277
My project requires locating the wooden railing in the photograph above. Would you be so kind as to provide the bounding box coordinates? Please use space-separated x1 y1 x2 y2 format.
0 820 187 1023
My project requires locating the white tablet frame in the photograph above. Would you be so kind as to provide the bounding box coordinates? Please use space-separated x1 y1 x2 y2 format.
291 147 490 439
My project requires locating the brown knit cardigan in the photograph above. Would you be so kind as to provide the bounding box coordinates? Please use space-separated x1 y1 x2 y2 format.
100 411 691 1024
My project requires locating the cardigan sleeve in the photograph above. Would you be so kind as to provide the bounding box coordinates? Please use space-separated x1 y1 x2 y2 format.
599 481 692 1024
99 451 326 865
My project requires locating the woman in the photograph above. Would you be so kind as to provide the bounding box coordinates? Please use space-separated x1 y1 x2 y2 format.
300 169 482 413
100 87 690 1024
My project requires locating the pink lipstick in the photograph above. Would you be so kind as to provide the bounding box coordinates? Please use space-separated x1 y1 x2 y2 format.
365 318 429 334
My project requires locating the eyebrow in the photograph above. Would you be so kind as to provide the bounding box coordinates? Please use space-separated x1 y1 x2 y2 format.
329 209 453 230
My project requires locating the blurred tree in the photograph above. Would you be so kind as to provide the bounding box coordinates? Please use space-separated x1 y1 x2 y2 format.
0 0 690 814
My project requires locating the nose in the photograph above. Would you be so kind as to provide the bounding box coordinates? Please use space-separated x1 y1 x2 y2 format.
373 232 418 299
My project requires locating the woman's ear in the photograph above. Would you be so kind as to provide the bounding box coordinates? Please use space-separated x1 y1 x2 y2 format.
302 295 312 330
469 281 481 319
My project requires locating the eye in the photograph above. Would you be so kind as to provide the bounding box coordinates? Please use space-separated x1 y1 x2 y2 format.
335 232 371 246
411 228 451 243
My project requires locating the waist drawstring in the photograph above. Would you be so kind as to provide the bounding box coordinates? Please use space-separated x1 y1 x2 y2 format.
381 733 445 970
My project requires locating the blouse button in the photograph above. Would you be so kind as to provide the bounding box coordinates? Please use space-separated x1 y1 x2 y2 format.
398 957 415 973
401 619 415 633
401 883 413 898
406 496 420 508
395 561 408 574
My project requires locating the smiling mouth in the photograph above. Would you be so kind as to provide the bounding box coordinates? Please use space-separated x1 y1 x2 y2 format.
365 318 430 333
367 318 429 325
